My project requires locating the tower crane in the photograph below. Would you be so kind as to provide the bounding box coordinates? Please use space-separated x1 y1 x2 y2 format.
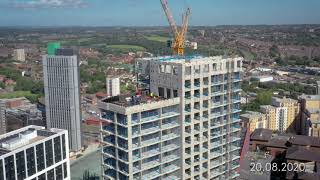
160 0 196 56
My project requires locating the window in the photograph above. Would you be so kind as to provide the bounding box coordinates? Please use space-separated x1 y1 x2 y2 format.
167 88 171 98
36 144 45 171
54 137 62 163
158 87 164 97
165 65 172 73
26 147 36 177
194 65 200 74
16 151 26 180
160 65 165 73
212 63 217 70
55 165 63 180
185 66 191 75
237 61 241 68
204 64 209 72
173 66 178 75
47 169 54 180
45 140 54 167
62 134 66 159
0 160 3 180
5 156 15 180
173 90 178 97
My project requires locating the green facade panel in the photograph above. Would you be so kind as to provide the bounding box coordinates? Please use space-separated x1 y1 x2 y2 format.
47 42 61 55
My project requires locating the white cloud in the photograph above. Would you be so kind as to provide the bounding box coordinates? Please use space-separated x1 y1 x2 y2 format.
11 0 88 9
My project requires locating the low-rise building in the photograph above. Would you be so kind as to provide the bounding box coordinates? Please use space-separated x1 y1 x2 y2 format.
245 128 320 180
240 111 266 133
0 125 70 180
0 98 44 134
251 76 274 83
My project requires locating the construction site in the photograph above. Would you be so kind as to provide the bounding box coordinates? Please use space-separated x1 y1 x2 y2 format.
99 1 243 179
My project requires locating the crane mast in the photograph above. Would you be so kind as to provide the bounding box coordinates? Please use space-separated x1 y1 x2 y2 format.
160 0 191 56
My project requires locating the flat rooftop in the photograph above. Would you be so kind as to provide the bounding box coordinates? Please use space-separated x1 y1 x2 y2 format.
139 55 242 63
102 94 171 107
251 128 320 148
272 97 298 104
241 111 264 119
300 94 320 101
0 126 63 156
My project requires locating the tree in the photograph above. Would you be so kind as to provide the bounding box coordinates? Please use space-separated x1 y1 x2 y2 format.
0 82 4 89
269 45 280 58
256 91 273 105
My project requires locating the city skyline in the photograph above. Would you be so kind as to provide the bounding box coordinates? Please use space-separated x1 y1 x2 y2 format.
1 0 320 26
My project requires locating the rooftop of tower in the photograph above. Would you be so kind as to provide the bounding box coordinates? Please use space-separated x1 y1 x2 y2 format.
0 126 65 155
101 93 173 108
139 55 243 64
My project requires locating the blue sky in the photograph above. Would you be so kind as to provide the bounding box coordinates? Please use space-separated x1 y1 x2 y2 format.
0 0 320 26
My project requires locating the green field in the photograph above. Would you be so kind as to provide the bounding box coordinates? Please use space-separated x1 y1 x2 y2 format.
145 35 169 42
106 45 146 51
0 91 34 99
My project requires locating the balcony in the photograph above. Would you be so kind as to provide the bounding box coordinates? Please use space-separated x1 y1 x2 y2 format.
230 145 240 151
194 82 200 88
141 137 160 147
162 164 179 174
133 165 140 173
231 173 240 179
102 125 115 134
210 160 223 169
185 117 191 125
103 148 116 157
232 109 241 114
162 133 179 141
210 170 224 178
141 126 160 135
162 111 180 118
141 115 160 123
162 175 179 180
211 80 224 85
141 159 160 170
211 113 223 118
141 148 160 159
211 91 224 96
212 101 224 107
185 95 191 100
162 154 179 163
133 153 140 161
162 143 179 153
104 169 117 179
142 169 160 180
194 116 201 121
162 122 179 130
210 151 222 159
185 83 191 89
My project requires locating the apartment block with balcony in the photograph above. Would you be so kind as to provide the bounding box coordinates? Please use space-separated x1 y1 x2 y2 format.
99 95 181 180
136 55 243 179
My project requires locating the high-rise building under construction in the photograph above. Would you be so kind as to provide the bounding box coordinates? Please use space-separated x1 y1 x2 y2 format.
100 55 243 179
